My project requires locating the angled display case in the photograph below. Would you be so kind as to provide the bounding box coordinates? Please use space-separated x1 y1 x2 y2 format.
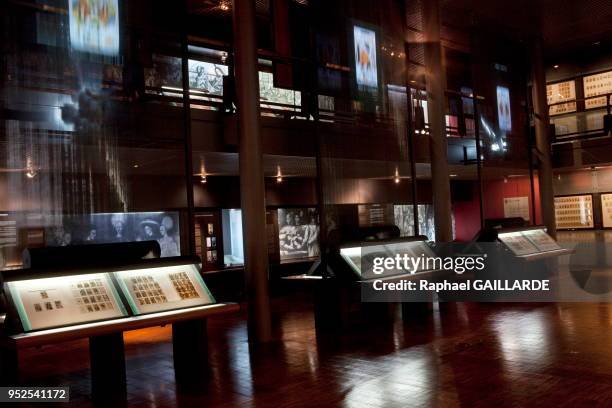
113 263 215 315
0 256 216 333
5 273 128 332
496 226 569 261
338 237 439 280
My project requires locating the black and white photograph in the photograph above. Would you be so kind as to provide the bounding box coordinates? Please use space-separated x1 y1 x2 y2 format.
45 211 181 257
277 208 320 260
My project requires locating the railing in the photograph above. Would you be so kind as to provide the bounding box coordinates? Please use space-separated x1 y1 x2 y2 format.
549 93 612 144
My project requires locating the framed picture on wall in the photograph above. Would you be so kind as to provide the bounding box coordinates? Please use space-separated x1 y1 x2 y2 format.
503 196 530 221
600 193 612 228
554 194 594 230
277 208 320 260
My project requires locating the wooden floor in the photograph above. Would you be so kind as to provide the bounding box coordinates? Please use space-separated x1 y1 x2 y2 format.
16 293 612 407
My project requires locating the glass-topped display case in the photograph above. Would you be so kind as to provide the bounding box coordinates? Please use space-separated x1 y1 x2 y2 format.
337 237 439 281
113 264 214 316
1 256 216 333
497 226 565 258
5 273 128 332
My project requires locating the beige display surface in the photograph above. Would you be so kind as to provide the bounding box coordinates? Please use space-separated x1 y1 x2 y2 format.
583 71 612 109
522 229 561 252
497 232 540 256
113 264 214 315
554 195 594 229
601 194 612 228
503 196 530 221
546 80 576 115
7 273 127 332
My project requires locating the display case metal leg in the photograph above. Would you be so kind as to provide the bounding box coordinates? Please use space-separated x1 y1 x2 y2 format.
314 281 348 332
0 347 18 386
172 318 208 385
89 333 126 403
401 301 432 322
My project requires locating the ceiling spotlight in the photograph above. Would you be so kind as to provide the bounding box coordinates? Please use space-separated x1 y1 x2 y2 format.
200 175 207 184
394 167 400 184
219 1 229 11
276 165 283 183
553 64 559 69
133 164 139 168
25 158 37 179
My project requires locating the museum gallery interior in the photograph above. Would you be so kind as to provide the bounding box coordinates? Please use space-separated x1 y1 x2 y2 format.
1 0 612 406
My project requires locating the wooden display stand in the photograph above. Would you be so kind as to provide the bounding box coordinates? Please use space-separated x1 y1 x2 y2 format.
0 249 239 401
0 303 238 400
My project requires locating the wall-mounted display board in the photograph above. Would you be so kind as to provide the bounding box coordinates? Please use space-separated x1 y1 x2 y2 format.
546 80 577 115
5 273 127 332
359 204 394 227
601 193 612 228
583 70 612 109
503 196 530 221
113 264 214 315
554 195 594 229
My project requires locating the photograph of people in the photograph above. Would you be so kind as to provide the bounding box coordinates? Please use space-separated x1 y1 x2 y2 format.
158 216 180 257
137 219 159 242
278 208 319 260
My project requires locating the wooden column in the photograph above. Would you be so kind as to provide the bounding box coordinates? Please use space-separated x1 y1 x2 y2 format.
422 0 453 242
531 38 557 238
232 0 273 343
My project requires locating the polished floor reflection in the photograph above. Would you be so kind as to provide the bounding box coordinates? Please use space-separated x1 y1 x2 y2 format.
16 293 612 407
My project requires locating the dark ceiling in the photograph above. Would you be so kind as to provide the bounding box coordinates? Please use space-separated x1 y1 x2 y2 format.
441 0 612 59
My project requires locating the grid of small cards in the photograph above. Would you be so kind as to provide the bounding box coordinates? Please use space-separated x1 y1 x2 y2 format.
554 195 594 229
129 275 168 306
32 290 65 313
71 279 115 314
169 272 200 299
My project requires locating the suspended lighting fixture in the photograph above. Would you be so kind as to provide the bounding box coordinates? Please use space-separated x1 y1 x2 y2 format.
25 157 37 179
199 157 207 183
394 167 400 184
276 165 283 183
